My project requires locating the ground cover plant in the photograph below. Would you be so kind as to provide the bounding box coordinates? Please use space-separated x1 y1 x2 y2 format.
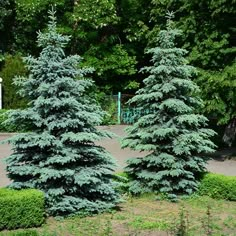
122 13 216 199
4 10 120 217
0 195 236 235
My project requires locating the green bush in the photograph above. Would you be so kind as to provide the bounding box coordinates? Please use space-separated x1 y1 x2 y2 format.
113 172 130 194
101 100 117 125
0 188 45 230
0 109 7 131
95 92 117 125
0 109 18 132
198 173 236 201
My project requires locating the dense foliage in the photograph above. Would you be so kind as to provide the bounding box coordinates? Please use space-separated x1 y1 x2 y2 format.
0 0 12 56
0 54 28 109
149 0 236 143
5 10 120 216
198 173 236 201
0 188 44 230
122 14 216 199
0 0 140 93
0 109 19 132
0 0 235 141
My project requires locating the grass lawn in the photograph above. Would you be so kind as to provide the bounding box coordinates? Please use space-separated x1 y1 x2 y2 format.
0 195 236 236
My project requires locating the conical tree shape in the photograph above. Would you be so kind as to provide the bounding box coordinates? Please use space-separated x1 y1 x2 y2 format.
122 13 216 198
5 10 120 216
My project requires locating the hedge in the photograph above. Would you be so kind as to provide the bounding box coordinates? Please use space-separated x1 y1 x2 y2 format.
198 173 236 201
0 188 45 230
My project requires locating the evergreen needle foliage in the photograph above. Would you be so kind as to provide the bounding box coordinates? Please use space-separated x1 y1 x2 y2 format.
4 9 120 216
122 12 216 198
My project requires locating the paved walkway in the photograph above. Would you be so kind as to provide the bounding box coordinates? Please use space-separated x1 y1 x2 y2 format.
0 126 236 187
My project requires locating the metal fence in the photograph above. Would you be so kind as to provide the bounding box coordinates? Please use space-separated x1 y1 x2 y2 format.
113 92 148 125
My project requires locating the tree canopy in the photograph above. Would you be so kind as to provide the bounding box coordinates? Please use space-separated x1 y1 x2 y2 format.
0 0 235 142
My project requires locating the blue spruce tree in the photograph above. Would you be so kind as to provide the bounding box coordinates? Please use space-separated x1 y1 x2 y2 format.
5 10 120 216
122 13 216 199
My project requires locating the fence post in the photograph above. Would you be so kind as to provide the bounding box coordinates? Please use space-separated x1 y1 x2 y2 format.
118 92 121 124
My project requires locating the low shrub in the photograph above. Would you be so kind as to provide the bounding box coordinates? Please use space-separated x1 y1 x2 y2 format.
0 188 45 230
198 173 236 201
0 109 8 131
113 172 130 194
0 109 18 132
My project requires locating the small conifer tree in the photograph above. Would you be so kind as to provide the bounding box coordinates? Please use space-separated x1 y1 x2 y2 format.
5 10 120 216
122 13 216 198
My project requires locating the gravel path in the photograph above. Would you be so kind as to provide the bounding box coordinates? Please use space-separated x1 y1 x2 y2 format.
0 125 235 187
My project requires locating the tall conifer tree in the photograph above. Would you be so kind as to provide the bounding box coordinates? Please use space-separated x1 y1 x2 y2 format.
122 13 216 199
5 10 120 216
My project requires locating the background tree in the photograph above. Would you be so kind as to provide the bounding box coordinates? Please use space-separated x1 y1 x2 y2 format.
0 0 11 30
0 54 28 109
12 0 67 54
5 10 120 216
0 0 14 56
68 0 138 92
0 0 140 93
122 13 216 199
198 63 236 146
0 0 235 141
117 0 152 90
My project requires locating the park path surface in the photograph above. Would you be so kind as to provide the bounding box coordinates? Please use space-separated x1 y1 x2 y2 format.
0 125 236 187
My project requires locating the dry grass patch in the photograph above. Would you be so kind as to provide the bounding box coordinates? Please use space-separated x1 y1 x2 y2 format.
0 195 236 235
